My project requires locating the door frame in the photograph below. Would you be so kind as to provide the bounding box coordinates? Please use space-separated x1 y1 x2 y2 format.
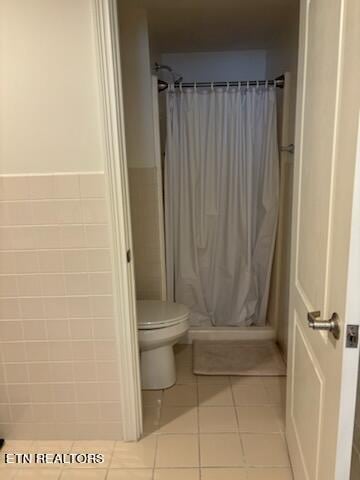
334 115 360 478
92 0 143 441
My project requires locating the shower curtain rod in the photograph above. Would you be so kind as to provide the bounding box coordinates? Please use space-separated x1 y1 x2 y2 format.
158 74 285 92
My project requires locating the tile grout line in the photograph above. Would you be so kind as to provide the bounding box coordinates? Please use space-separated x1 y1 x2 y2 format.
104 440 116 480
196 366 201 479
152 386 164 478
229 372 248 471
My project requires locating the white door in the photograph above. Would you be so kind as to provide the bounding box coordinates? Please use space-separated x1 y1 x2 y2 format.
286 0 360 478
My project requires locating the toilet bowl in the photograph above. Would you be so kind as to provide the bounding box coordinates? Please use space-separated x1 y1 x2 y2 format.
137 300 190 390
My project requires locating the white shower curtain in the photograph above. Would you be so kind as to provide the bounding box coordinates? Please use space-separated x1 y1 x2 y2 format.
165 85 279 326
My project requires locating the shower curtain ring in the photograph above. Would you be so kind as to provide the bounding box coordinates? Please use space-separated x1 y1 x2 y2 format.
226 81 230 91
179 82 183 92
211 81 214 91
194 81 197 91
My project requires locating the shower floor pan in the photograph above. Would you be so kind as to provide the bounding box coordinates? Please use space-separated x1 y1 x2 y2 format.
184 326 275 344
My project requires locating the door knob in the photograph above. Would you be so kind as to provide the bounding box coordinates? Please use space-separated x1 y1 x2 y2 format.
307 311 340 340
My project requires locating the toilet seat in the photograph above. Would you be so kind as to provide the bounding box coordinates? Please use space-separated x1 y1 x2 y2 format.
137 300 190 330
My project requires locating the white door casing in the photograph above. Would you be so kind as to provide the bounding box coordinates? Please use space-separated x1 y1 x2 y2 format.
287 0 360 479
92 0 143 441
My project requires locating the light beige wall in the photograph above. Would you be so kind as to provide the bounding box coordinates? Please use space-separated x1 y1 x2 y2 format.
266 4 299 357
266 45 299 143
118 3 164 300
160 50 267 81
0 0 104 174
118 3 156 168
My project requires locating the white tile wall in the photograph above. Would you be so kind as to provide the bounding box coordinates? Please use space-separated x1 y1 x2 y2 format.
0 173 122 440
128 167 164 300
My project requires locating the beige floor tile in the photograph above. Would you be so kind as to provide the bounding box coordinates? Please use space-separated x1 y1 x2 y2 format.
60 470 107 480
236 406 282 433
201 468 247 480
266 385 286 405
111 436 156 468
15 470 61 480
160 406 199 433
154 468 200 480
200 434 243 467
0 469 17 479
261 377 286 389
232 384 270 405
143 406 161 433
30 465 64 472
263 378 287 405
1 441 35 453
107 469 153 480
1 462 56 472
174 344 193 365
33 441 73 453
242 434 290 466
0 457 23 467
199 406 238 433
230 375 264 385
273 405 286 432
70 441 114 453
197 375 230 385
142 389 163 407
198 385 234 406
163 385 198 406
230 377 264 387
176 363 198 384
61 454 111 470
246 467 293 480
156 434 199 468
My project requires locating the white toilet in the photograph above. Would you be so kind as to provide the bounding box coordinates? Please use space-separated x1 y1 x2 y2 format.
137 300 190 390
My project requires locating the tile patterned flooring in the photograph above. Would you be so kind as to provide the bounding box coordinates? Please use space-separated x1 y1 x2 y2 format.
0 345 292 479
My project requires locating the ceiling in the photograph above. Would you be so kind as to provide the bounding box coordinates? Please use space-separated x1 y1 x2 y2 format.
135 0 299 53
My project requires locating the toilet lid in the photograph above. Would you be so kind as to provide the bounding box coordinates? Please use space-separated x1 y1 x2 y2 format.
137 300 190 329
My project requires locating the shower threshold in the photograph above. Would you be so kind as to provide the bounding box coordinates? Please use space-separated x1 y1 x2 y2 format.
184 325 275 343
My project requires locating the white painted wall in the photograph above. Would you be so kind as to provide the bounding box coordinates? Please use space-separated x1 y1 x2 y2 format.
160 50 267 82
157 49 269 161
266 45 299 143
118 4 164 301
119 5 156 168
0 0 104 174
266 9 299 356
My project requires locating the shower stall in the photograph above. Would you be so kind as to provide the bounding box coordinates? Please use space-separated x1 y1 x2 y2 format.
152 65 294 344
